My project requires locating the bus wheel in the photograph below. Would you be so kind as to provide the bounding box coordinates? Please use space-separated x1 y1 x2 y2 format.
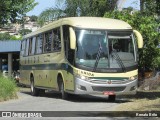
108 95 116 102
59 77 68 100
30 76 39 96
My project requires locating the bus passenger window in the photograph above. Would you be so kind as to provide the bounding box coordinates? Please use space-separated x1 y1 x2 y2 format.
29 38 32 55
44 31 52 52
31 37 36 55
63 25 74 65
36 34 43 54
25 39 29 56
20 40 26 56
53 28 61 51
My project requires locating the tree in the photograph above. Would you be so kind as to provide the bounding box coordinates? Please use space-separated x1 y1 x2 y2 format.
30 15 38 22
37 8 65 27
0 33 11 40
0 33 22 40
19 29 32 36
0 0 38 26
37 0 118 26
37 0 66 27
140 0 160 15
104 10 160 71
64 0 118 17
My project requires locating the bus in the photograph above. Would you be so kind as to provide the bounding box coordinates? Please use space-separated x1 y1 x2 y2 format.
19 17 143 101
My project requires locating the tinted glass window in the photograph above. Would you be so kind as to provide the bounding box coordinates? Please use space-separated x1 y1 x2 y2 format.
36 34 43 54
53 28 61 51
29 38 32 55
25 39 29 56
31 37 36 55
21 40 26 56
44 31 52 52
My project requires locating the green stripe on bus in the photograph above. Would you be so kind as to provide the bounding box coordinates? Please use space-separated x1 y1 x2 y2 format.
20 63 73 74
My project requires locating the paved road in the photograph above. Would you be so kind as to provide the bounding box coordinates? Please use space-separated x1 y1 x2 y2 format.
0 87 120 111
0 88 158 120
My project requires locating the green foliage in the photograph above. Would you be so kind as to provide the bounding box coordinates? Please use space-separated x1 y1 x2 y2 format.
64 0 118 17
104 10 160 70
19 29 32 36
0 33 22 40
0 76 18 101
30 15 38 22
140 0 160 16
37 8 65 27
156 48 160 71
0 0 38 26
0 33 11 40
37 0 118 26
10 35 22 40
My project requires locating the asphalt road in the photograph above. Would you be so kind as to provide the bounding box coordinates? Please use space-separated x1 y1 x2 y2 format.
0 87 158 120
0 87 120 111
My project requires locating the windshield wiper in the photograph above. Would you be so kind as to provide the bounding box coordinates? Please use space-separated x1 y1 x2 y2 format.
111 50 126 72
93 42 102 72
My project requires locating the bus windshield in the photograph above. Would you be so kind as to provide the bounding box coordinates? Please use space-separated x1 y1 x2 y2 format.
75 29 137 73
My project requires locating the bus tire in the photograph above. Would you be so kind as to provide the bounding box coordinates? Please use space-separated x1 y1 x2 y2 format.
30 76 39 96
58 77 68 100
108 95 116 102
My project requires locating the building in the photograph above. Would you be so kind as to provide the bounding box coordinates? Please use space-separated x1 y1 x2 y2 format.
0 40 21 76
0 16 39 35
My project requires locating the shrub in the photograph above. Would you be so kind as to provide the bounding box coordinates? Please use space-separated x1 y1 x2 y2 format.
0 76 18 101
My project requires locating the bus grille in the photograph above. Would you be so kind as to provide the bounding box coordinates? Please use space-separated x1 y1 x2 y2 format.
89 79 130 84
92 86 126 92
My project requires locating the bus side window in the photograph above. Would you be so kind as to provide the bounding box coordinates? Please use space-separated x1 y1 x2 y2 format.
36 34 43 54
63 25 74 65
29 38 32 55
31 37 36 55
25 39 29 56
53 28 61 51
44 31 52 52
20 40 26 56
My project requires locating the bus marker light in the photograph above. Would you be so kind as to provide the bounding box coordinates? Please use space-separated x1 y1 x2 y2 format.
103 91 115 95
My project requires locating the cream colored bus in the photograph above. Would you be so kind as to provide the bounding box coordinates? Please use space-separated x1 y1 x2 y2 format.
19 17 143 101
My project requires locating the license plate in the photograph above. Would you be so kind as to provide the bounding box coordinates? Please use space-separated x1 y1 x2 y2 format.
103 91 115 95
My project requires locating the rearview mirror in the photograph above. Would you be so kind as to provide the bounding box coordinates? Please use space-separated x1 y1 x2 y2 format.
133 30 143 48
69 27 76 50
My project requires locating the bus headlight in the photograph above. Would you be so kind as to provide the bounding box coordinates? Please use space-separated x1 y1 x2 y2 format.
129 75 138 81
76 74 90 81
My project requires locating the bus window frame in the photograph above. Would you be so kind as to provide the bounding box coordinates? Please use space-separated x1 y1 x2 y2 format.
28 37 33 55
44 30 53 53
35 33 44 55
25 38 30 57
20 39 26 57
52 27 61 52
30 37 36 55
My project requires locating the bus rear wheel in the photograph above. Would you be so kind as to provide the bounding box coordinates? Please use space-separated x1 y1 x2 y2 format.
30 76 39 96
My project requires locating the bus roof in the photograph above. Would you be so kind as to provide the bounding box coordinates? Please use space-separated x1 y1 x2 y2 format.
24 17 132 39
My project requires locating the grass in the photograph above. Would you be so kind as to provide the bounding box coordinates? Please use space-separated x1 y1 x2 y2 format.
0 76 18 102
116 98 160 111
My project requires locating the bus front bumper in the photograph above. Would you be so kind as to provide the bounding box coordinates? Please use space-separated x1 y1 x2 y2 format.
74 77 137 96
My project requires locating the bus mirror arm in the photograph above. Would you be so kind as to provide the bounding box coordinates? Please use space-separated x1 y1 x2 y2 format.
69 27 76 50
133 30 143 48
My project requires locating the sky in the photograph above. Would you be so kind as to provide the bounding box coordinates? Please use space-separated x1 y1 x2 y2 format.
27 0 140 16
